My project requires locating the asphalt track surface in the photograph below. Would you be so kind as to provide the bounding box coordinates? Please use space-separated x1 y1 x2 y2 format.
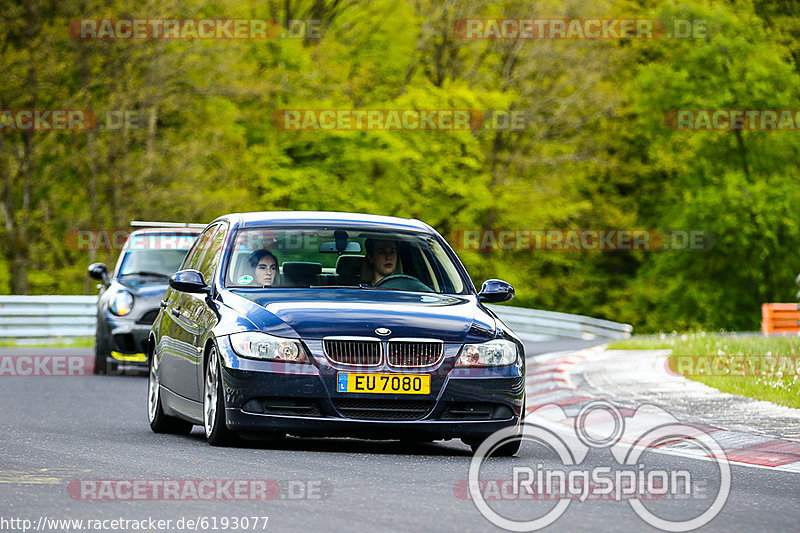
0 340 797 533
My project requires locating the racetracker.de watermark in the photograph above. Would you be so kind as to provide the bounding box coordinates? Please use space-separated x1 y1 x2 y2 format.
271 109 486 131
453 475 683 502
65 229 198 251
0 355 94 376
68 479 331 501
467 401 730 531
665 109 800 131
1 516 268 532
453 18 708 39
0 110 139 131
270 109 564 131
450 229 713 251
668 354 800 378
68 18 320 40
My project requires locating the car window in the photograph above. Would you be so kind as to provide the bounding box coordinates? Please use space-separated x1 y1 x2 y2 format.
427 238 465 293
224 227 468 294
197 224 227 283
117 232 198 277
181 225 217 271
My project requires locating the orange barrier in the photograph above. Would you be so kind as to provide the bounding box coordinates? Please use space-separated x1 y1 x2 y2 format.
761 303 800 335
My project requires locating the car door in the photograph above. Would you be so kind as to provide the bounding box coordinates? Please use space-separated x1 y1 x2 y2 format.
160 225 216 400
188 224 229 396
170 223 227 401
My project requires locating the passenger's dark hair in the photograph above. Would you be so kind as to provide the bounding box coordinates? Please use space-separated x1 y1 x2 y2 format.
365 238 396 255
248 249 278 268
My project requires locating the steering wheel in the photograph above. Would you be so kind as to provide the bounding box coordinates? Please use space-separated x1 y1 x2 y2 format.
373 274 433 292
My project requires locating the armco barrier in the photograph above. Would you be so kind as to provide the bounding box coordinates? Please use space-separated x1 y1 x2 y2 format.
0 295 632 343
761 303 800 335
487 304 632 341
0 295 97 339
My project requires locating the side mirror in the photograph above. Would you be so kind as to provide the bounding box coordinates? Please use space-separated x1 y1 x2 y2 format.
478 279 515 303
169 269 210 294
88 263 109 285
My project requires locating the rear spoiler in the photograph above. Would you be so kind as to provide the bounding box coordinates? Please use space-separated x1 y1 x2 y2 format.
130 221 207 229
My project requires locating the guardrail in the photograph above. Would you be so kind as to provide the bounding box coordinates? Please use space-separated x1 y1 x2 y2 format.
0 295 632 343
487 304 633 342
0 295 97 339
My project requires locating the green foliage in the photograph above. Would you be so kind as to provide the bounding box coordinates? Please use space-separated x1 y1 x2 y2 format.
617 0 800 331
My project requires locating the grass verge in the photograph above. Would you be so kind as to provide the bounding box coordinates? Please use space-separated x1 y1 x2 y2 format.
0 336 95 348
607 333 800 409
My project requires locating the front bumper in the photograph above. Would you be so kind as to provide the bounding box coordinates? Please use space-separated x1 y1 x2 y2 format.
217 336 526 440
101 313 157 367
225 410 521 441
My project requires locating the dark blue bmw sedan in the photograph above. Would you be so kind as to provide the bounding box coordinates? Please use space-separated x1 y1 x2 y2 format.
147 212 525 454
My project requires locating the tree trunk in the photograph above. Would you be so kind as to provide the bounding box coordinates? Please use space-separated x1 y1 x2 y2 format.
2 0 41 294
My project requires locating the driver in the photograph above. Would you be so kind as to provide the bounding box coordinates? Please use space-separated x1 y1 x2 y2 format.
365 238 397 286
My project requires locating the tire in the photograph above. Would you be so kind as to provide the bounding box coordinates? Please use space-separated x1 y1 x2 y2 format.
204 346 237 446
147 351 193 435
93 323 108 375
465 400 525 457
465 436 522 457
485 437 522 457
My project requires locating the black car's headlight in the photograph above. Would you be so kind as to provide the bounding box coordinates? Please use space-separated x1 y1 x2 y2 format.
109 290 134 316
229 332 309 363
456 339 518 367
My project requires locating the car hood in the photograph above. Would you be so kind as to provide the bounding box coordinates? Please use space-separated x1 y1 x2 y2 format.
224 289 497 343
116 277 169 297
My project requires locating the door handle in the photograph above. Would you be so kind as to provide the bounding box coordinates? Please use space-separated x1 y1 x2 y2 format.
171 307 181 317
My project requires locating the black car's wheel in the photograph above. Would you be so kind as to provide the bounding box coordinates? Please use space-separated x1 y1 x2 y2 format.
204 346 237 446
464 400 525 457
148 351 193 435
465 435 522 457
93 324 108 375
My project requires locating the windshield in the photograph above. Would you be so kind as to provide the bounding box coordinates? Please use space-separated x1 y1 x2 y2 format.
117 233 198 277
225 227 467 294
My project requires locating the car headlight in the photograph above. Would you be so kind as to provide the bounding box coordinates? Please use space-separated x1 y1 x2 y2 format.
229 331 309 363
109 290 134 316
456 339 518 367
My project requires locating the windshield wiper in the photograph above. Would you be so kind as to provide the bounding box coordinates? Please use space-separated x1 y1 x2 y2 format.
121 271 170 278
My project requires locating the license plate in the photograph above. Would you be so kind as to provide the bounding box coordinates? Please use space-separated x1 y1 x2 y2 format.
337 372 430 394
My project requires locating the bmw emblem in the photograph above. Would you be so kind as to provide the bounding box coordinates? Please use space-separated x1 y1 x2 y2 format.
375 327 391 336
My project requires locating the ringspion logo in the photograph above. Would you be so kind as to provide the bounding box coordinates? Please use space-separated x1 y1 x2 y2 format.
468 401 730 531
